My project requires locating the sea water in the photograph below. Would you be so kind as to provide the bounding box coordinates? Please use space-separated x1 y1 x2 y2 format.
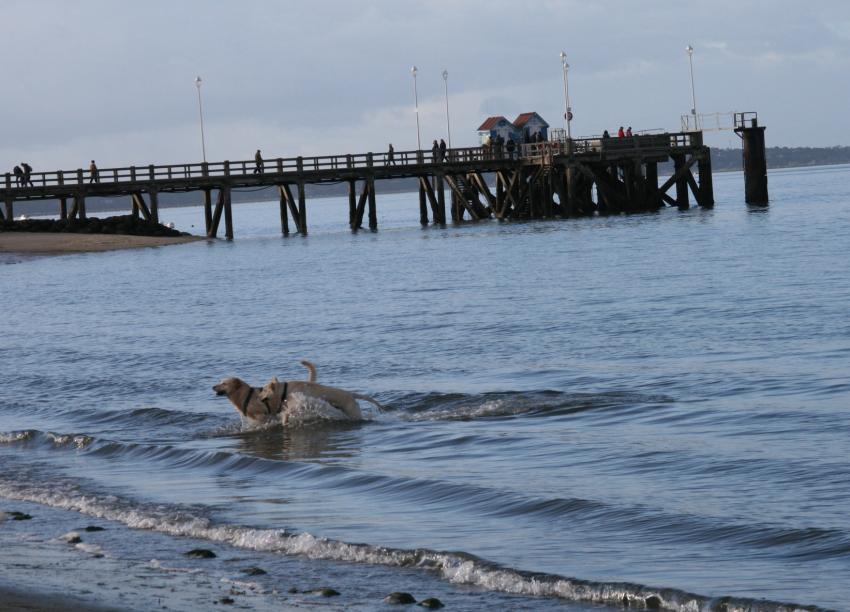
1 165 849 610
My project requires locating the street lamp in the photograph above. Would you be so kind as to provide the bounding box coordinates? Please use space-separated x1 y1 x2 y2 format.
559 51 572 140
685 45 698 131
442 69 452 149
411 65 421 150
194 75 207 163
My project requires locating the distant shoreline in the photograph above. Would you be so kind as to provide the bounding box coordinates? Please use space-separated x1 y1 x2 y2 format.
0 232 206 255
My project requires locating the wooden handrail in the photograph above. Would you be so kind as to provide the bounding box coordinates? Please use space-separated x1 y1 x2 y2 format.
1 134 705 191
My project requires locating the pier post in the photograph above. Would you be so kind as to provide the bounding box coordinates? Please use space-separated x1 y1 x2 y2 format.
223 185 233 240
736 121 768 205
59 197 67 220
645 162 659 210
203 189 212 235
149 189 159 224
697 151 714 207
435 173 446 224
418 181 428 225
348 180 357 229
297 181 306 234
278 185 290 235
673 155 689 210
367 178 377 230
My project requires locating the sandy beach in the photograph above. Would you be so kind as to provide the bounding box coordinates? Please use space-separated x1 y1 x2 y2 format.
0 232 206 254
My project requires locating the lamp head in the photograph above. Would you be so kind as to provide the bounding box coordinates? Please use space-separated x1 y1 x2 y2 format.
194 75 202 88
686 45 694 55
442 69 448 80
411 65 418 76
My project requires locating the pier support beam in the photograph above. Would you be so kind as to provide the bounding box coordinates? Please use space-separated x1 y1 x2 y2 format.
149 190 159 224
418 181 428 225
367 177 377 230
223 185 233 240
297 181 307 234
203 189 212 234
673 155 690 210
736 123 769 205
278 185 290 235
436 174 446 224
59 197 68 220
697 153 714 207
349 180 357 229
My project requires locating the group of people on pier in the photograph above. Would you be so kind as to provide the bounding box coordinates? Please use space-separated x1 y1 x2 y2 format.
602 126 634 138
11 162 34 187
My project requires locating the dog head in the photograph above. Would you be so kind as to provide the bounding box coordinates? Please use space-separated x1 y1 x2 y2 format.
258 376 282 407
213 377 245 399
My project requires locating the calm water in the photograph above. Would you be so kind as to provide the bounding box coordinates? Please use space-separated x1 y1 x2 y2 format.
1 165 849 610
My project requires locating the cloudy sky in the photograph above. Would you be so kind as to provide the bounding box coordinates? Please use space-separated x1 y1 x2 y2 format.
2 0 848 170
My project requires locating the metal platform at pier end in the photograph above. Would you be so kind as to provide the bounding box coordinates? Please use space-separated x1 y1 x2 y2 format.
2 131 714 238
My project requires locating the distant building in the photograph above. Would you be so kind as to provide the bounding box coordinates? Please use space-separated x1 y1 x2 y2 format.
513 112 549 142
477 116 519 145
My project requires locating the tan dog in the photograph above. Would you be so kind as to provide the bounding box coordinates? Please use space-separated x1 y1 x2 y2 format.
213 360 317 422
259 376 384 422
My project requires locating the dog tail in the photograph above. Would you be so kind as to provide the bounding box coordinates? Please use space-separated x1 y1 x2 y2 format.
300 360 317 383
352 393 385 412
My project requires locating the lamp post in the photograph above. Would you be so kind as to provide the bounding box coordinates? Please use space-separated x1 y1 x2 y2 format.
442 69 452 149
194 75 207 163
685 45 698 131
411 65 421 150
559 51 572 140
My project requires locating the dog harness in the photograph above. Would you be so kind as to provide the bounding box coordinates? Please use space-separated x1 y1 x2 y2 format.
240 387 255 416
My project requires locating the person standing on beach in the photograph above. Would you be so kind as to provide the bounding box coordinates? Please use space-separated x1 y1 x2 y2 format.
254 149 264 174
21 162 33 186
13 165 23 187
89 160 99 183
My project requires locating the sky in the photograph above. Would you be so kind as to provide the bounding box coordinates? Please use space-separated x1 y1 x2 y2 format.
2 0 849 171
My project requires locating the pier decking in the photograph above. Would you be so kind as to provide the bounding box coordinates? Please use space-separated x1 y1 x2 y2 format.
2 131 714 237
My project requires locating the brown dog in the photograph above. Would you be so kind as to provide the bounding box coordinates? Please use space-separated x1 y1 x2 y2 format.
213 360 316 422
258 376 384 423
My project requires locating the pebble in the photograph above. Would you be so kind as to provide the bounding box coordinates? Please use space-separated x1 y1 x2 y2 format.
384 592 417 604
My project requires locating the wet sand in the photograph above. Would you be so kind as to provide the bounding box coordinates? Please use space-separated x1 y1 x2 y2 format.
0 232 206 254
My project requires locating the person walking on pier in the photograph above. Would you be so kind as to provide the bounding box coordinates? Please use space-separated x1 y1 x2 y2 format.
12 165 23 187
626 126 633 137
439 138 447 162
387 143 395 165
506 137 516 159
21 162 33 187
617 126 625 138
431 139 439 163
254 149 264 174
89 160 99 183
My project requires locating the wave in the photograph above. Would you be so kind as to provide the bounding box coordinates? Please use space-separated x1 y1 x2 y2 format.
0 475 825 612
4 427 850 563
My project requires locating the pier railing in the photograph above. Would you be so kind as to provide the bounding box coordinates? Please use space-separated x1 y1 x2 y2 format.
3 131 705 191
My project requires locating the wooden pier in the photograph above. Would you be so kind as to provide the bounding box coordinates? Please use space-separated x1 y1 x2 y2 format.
1 131 714 237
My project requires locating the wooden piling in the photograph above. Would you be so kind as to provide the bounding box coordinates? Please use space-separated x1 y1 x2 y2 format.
367 177 377 230
348 180 357 228
278 185 290 235
223 185 234 240
435 174 446 224
418 181 428 225
697 153 714 207
203 189 212 234
737 123 768 205
297 181 307 234
673 155 689 210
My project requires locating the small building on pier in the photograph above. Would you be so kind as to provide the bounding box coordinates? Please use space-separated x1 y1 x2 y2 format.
477 116 519 145
513 112 549 142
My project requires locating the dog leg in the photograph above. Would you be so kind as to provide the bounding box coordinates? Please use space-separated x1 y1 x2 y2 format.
351 393 385 412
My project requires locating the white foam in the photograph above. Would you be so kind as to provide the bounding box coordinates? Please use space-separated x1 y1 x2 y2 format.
0 480 801 612
75 542 105 557
280 392 352 427
47 432 93 449
0 430 34 443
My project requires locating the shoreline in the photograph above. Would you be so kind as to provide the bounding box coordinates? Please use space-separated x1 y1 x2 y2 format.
0 232 207 255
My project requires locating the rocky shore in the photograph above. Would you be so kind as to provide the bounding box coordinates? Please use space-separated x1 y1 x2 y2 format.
0 215 205 254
